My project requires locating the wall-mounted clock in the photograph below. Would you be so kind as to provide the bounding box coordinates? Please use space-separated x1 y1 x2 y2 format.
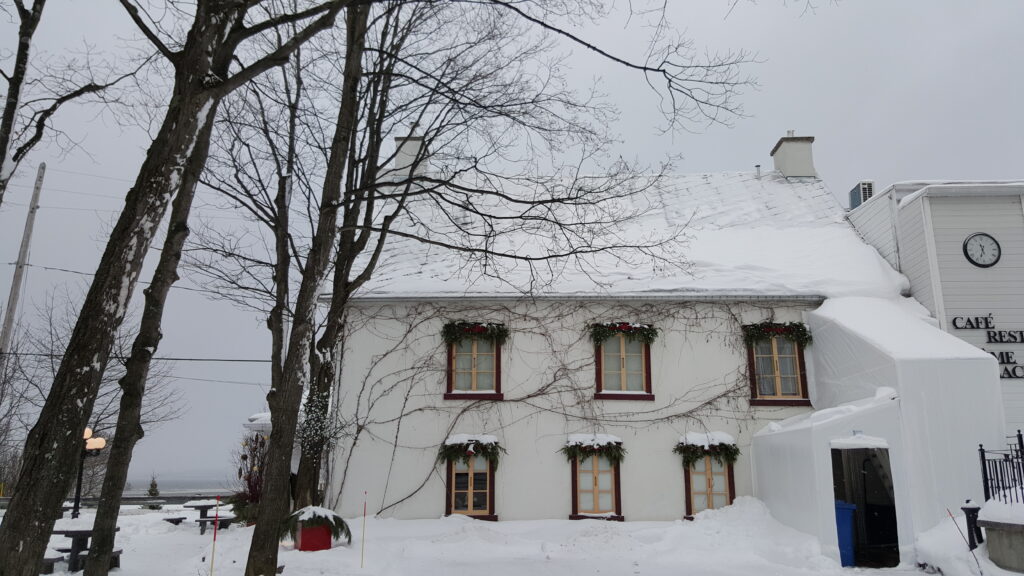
963 232 1001 268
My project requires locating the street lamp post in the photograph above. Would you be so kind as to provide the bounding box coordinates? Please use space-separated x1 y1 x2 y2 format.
71 427 106 519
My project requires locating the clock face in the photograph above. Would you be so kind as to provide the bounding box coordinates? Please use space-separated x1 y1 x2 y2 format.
963 233 1001 268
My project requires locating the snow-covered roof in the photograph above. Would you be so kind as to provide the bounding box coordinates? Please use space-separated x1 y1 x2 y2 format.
355 170 907 300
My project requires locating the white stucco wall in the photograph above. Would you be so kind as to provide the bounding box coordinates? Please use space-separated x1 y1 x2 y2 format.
326 299 819 521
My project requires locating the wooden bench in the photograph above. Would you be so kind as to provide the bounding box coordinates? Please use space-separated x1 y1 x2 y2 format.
195 517 233 535
40 555 63 575
163 516 187 525
54 548 122 569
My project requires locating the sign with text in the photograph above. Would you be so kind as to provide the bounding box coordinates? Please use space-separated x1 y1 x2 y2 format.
951 314 1024 379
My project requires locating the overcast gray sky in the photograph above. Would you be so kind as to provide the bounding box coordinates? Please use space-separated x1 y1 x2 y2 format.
1 1 1022 489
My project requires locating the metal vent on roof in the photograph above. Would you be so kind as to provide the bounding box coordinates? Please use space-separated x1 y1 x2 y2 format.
848 181 875 209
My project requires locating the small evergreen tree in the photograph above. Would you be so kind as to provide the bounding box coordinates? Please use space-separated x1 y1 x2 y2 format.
147 474 160 498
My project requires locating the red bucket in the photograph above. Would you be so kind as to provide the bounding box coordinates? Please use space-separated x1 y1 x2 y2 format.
296 524 333 551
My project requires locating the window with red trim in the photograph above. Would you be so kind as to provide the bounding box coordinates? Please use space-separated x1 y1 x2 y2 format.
595 334 653 400
684 456 735 517
445 337 503 400
746 335 809 406
446 455 496 520
570 454 623 520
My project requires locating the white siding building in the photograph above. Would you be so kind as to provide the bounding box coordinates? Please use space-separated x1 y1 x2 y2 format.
849 182 1024 431
324 137 1004 567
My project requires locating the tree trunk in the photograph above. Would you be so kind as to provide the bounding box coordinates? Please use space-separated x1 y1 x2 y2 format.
244 7 368 574
83 103 219 576
292 353 334 509
0 0 45 209
0 6 240 573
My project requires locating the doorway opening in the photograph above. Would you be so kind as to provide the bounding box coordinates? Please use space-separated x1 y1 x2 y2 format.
831 447 899 568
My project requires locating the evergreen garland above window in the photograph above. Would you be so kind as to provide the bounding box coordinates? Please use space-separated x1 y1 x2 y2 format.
441 322 509 346
589 322 658 345
741 322 812 348
437 435 507 469
560 435 627 466
673 441 741 468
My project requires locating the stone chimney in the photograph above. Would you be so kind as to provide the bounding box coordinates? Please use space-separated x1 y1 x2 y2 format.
770 130 816 178
393 135 427 180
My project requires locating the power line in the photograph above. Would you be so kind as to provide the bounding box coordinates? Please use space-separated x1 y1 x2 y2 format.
3 262 219 296
2 350 271 364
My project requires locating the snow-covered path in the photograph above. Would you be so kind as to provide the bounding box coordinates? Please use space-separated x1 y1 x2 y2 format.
22 497 935 575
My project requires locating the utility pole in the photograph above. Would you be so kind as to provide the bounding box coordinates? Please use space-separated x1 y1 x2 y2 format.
0 162 45 357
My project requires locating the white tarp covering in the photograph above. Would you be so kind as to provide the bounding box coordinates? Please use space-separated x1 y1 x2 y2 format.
753 296 1006 563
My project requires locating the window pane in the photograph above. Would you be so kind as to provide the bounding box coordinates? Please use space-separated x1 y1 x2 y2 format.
755 356 775 379
476 373 494 391
598 472 612 490
454 460 469 472
578 471 593 490
476 354 494 372
757 375 776 397
604 337 622 354
775 337 795 355
754 340 773 355
712 474 727 492
777 356 797 378
780 376 799 396
692 458 706 473
710 459 725 472
578 492 592 513
454 473 469 491
603 370 622 390
473 455 487 468
625 339 643 354
579 456 593 471
692 493 708 513
597 456 612 470
475 339 493 353
626 373 644 391
455 355 473 371
598 492 612 511
454 492 468 510
625 355 643 372
456 340 473 353
454 373 472 391
473 472 488 488
712 494 728 509
473 492 488 510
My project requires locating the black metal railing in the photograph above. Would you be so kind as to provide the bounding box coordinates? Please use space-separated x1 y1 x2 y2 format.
979 430 1024 504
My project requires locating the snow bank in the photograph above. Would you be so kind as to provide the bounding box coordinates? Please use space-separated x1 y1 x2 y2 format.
444 434 498 445
566 433 622 447
916 514 1018 576
680 431 735 448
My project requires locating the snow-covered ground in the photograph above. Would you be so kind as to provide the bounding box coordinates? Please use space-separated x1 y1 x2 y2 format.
14 497 949 575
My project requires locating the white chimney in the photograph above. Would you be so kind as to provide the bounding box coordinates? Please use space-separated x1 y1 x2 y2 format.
770 131 816 178
393 135 427 180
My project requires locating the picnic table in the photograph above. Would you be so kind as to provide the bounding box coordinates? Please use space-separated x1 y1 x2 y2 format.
51 524 120 572
184 499 233 535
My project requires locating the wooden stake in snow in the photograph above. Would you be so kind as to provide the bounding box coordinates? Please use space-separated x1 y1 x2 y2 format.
210 496 221 575
361 491 367 569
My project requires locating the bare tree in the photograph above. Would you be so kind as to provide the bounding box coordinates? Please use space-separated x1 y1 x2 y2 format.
0 0 149 209
176 2 749 573
0 1 354 572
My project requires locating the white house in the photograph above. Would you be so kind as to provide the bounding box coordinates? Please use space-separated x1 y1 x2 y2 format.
848 181 1024 432
324 135 1004 568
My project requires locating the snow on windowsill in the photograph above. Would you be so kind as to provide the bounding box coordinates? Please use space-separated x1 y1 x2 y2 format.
681 431 736 448
445 434 498 446
566 433 622 447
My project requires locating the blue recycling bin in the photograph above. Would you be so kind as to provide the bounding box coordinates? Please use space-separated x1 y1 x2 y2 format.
834 500 857 567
